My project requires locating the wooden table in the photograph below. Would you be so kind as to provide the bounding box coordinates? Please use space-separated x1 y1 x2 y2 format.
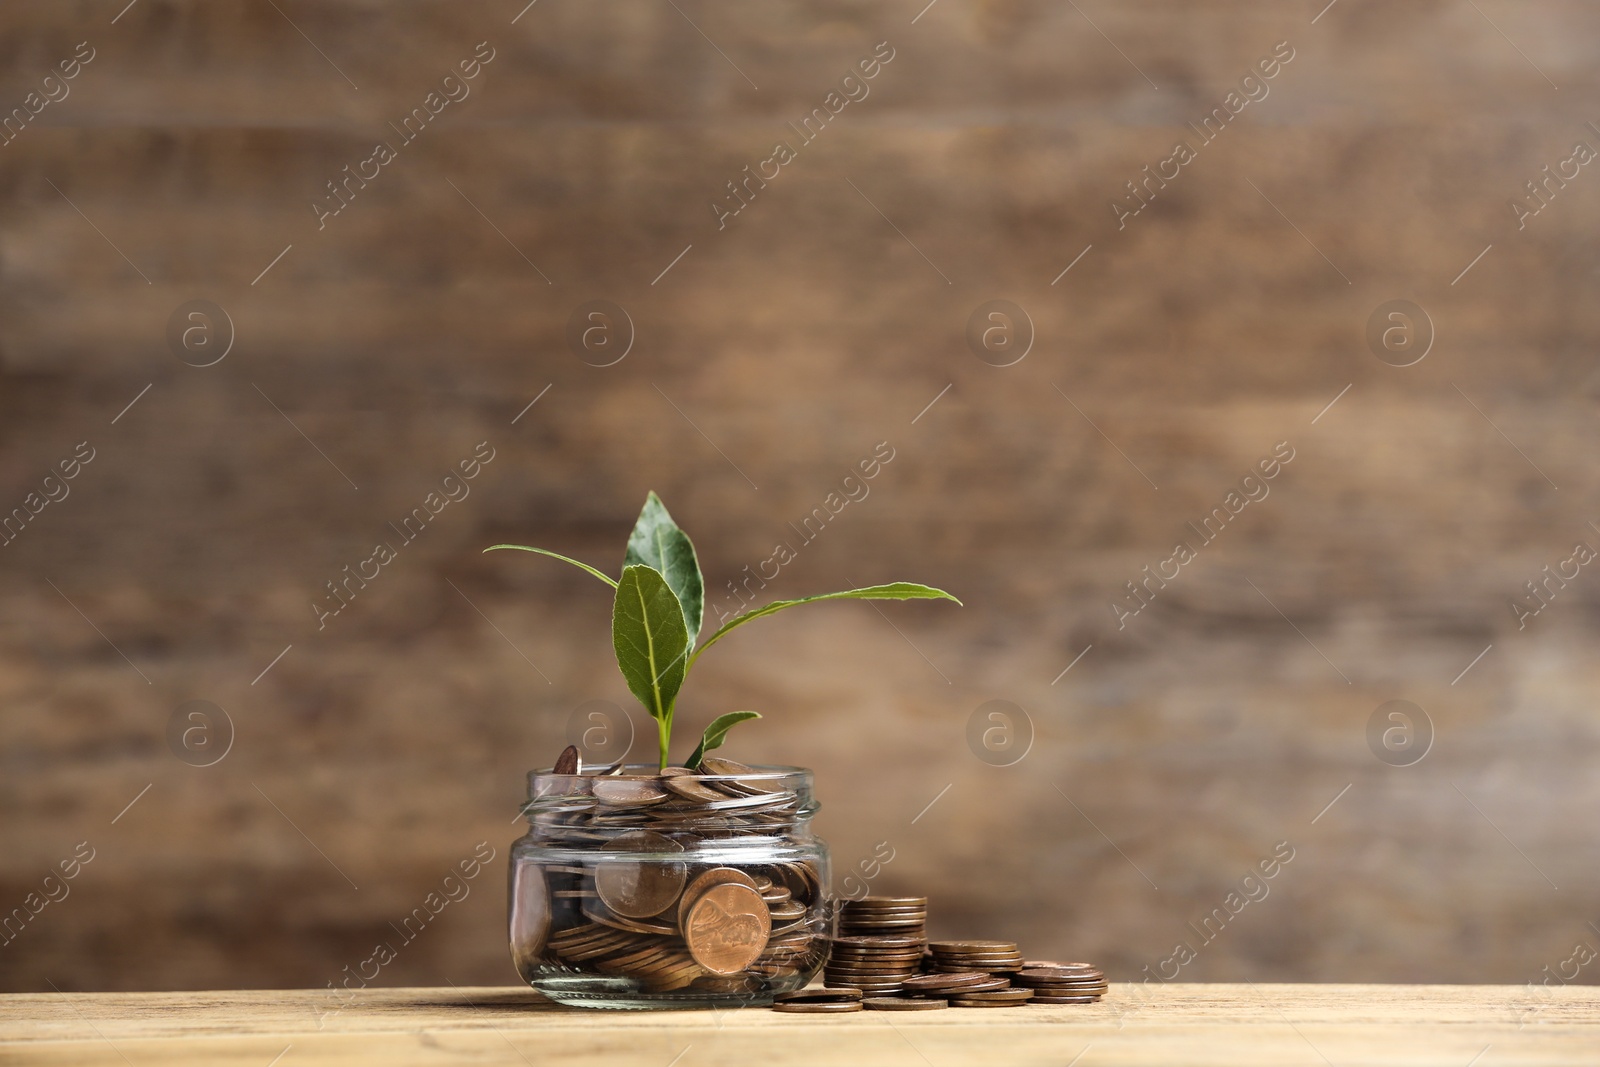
2 984 1596 1066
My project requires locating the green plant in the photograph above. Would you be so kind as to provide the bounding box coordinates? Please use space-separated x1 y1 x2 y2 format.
485 492 960 770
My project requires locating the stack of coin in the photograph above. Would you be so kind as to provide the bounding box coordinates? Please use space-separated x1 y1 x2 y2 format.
1009 963 1108 1003
838 896 927 939
947 988 1036 1008
818 949 1110 1011
928 940 1025 973
822 934 925 994
772 987 863 1014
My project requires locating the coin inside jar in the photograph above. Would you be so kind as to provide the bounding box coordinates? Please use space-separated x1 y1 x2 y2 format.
677 866 759 927
593 829 686 918
659 767 727 804
508 861 551 967
684 880 771 975
590 777 671 806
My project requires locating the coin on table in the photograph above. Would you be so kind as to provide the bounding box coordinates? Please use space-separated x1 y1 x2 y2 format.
935 954 1024 963
856 895 927 905
1018 966 1103 978
678 866 759 927
950 989 1035 1005
931 940 1017 952
902 972 988 991
1031 996 1103 1004
946 976 1012 993
864 997 948 1011
594 830 686 918
772 1000 863 1013
829 936 926 950
686 881 772 974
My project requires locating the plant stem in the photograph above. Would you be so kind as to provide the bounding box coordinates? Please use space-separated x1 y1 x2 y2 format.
657 714 670 772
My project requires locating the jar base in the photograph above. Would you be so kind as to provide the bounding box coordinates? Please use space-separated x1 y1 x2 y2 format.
538 990 777 1011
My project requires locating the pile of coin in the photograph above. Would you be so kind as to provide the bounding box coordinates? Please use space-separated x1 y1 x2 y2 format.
848 956 1106 1011
838 895 927 938
1010 963 1109 1003
820 896 929 994
821 934 925 993
772 987 864 1014
510 756 827 999
783 895 1107 1012
929 939 1025 972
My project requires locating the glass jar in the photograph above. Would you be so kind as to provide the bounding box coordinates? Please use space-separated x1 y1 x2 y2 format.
508 763 831 1009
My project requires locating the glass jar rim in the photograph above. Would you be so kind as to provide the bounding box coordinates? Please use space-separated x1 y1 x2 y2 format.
527 763 812 797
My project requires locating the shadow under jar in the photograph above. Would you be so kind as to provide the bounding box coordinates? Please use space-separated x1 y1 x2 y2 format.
509 763 831 1009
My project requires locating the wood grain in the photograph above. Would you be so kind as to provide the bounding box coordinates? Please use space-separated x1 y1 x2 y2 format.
3 984 1597 1066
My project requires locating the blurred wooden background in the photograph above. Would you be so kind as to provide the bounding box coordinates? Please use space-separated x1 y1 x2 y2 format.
3 0 1599 994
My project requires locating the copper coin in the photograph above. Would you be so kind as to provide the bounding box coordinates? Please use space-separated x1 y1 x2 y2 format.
685 881 771 975
769 901 807 923
677 866 759 927
901 972 988 992
774 987 864 1003
829 936 926 949
931 940 1018 952
508 861 551 965
1017 979 1107 991
851 896 928 907
950 989 1034 1005
827 953 925 963
1023 960 1099 970
552 744 580 775
594 830 686 918
772 1000 863 1013
591 778 670 806
659 767 727 803
841 912 926 920
1030 995 1103 1004
911 976 1010 994
1019 966 1103 977
825 979 908 989
581 903 677 935
864 997 947 1010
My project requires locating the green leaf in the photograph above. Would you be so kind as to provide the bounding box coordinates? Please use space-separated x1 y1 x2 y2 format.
688 582 961 669
623 492 704 644
483 544 617 588
687 711 761 770
612 565 691 766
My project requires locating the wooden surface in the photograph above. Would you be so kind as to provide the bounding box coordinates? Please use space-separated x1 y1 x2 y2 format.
3 984 1598 1066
